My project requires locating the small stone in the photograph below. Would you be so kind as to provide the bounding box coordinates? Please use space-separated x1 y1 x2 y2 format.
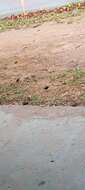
22 96 31 105
8 185 11 189
44 86 49 90
62 81 66 85
22 101 29 105
38 181 46 186
71 102 78 107
14 61 18 64
16 78 20 83
33 24 40 28
50 160 55 163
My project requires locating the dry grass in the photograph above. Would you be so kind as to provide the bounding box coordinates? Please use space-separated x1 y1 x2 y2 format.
0 68 85 106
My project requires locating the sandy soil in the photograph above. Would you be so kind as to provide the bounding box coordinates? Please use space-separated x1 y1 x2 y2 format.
0 15 85 105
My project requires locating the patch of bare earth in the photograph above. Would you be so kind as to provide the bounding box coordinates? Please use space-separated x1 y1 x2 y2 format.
0 14 85 105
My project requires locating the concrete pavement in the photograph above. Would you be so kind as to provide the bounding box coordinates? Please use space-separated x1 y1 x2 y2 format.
0 106 85 190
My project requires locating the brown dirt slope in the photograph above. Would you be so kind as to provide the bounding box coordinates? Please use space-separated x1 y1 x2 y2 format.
0 13 85 105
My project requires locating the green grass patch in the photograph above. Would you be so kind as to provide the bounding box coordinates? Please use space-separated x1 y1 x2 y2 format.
31 95 44 105
49 67 85 85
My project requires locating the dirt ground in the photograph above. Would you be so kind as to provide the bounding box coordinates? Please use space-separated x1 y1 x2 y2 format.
0 13 85 105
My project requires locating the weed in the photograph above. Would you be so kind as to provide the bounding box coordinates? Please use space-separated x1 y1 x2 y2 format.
31 95 44 105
